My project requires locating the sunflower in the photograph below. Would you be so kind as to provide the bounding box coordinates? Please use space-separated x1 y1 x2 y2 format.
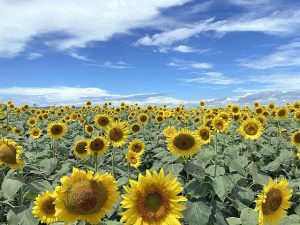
47 122 67 139
94 114 111 129
27 117 38 127
276 107 289 120
138 113 149 124
166 129 201 158
294 110 300 121
87 136 109 156
120 169 187 225
106 121 129 147
55 168 119 225
163 126 176 138
238 118 263 140
84 124 94 135
0 138 24 169
255 178 292 225
196 125 211 144
126 151 141 168
73 139 89 158
30 127 42 139
128 139 145 156
212 116 228 133
155 114 164 123
199 100 206 107
291 130 300 148
32 191 59 224
130 123 141 133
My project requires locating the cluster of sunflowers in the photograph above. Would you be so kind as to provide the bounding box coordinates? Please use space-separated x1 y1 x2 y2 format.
0 100 300 225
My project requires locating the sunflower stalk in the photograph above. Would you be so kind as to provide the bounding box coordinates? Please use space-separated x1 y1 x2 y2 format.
112 147 116 177
94 154 98 172
213 132 218 178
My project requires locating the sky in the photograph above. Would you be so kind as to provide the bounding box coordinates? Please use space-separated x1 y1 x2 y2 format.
0 0 300 106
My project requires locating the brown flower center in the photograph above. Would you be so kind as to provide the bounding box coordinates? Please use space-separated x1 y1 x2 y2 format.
42 197 56 215
89 138 104 151
0 143 17 164
132 143 143 153
109 128 123 142
278 109 286 117
262 188 282 215
75 142 87 154
173 134 195 150
244 124 258 136
294 133 300 144
129 156 137 164
65 180 108 215
137 188 169 221
51 125 63 135
98 117 109 126
215 121 224 131
199 129 209 141
87 126 93 133
131 124 140 132
139 115 148 123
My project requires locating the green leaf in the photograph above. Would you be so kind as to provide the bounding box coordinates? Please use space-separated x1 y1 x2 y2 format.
240 208 258 225
1 177 25 199
227 217 242 225
280 214 300 225
183 201 211 225
184 162 206 181
186 179 210 199
225 155 246 176
40 158 58 175
213 175 234 202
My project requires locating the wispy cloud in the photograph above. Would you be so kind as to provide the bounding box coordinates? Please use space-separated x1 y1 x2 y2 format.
136 8 300 48
183 72 241 85
167 58 213 69
240 41 300 69
0 0 190 58
26 52 43 60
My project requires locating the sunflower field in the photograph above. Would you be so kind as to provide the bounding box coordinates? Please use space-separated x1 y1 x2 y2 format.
0 100 300 225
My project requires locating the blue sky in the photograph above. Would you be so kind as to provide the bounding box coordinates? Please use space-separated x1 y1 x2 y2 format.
0 0 300 106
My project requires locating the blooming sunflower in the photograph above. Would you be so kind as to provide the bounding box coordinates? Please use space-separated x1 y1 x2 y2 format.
0 138 24 169
126 151 141 168
163 126 176 138
155 114 164 123
196 125 211 144
73 139 89 158
55 168 119 225
27 117 38 127
130 123 141 133
291 130 300 148
120 169 187 225
166 129 201 158
94 114 111 130
32 191 59 224
47 122 67 139
84 124 94 135
238 118 263 140
212 116 228 133
255 178 292 225
30 127 42 139
128 139 145 156
106 121 129 147
138 113 149 124
87 136 109 156
276 107 289 120
294 110 300 121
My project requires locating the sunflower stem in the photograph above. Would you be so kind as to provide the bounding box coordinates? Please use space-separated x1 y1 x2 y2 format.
94 154 98 172
213 132 218 178
35 139 38 155
127 161 130 182
112 147 116 177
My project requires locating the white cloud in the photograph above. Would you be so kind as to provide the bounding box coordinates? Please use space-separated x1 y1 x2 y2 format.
136 8 300 47
167 58 213 69
0 86 198 106
26 52 43 60
0 0 189 58
183 72 240 85
240 41 300 69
